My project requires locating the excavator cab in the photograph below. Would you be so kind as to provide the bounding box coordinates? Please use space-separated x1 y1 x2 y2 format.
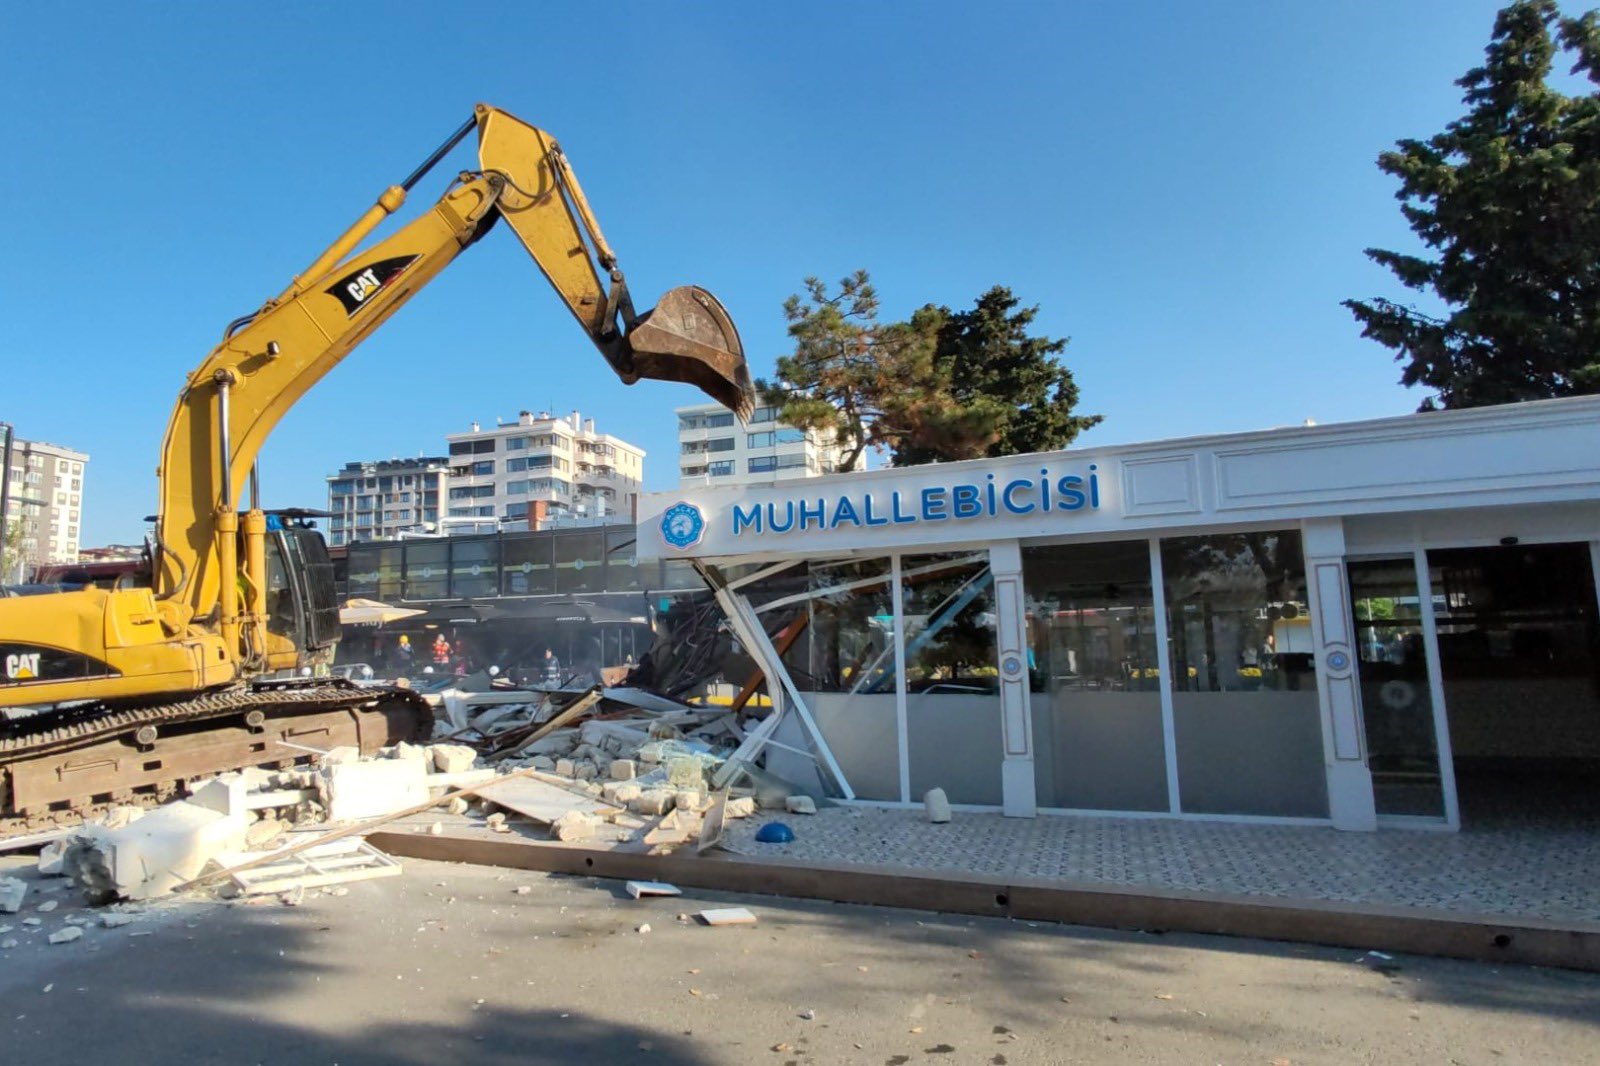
262 522 341 662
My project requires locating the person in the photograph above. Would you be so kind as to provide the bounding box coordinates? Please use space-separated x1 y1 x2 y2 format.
396 634 413 671
432 633 451 666
541 647 563 687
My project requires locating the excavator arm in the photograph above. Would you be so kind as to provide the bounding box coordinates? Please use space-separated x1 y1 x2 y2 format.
152 103 753 652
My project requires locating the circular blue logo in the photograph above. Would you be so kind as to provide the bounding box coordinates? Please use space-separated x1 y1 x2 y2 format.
1326 650 1350 672
660 502 706 551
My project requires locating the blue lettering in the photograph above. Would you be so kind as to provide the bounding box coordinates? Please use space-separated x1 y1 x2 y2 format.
921 487 949 521
1002 479 1035 514
985 474 998 516
891 491 917 524
830 496 862 528
862 494 889 526
1039 469 1052 510
732 503 762 535
1057 475 1086 511
1089 464 1101 508
798 498 826 530
766 500 796 533
951 484 982 518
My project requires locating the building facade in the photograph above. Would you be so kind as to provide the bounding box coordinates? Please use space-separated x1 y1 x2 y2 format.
325 457 449 547
2 433 88 574
446 410 643 534
676 402 859 488
640 397 1600 834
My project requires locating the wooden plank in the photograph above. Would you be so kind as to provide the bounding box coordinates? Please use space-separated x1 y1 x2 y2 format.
230 841 402 896
489 689 603 762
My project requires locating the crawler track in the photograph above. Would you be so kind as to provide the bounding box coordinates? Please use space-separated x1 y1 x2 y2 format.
0 680 433 838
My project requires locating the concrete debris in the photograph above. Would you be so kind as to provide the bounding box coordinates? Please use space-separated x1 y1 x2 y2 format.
629 790 676 817
486 813 509 833
48 927 84 945
551 811 602 842
38 840 68 876
784 795 817 815
924 787 952 824
36 900 58 912
626 880 682 899
64 800 248 902
696 907 757 926
1 939 16 949
318 757 429 822
0 876 27 913
724 797 757 820
244 819 287 850
430 744 478 774
609 759 637 781
100 913 137 929
446 796 471 816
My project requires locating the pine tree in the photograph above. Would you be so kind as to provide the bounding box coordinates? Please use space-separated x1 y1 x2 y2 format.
1345 0 1600 409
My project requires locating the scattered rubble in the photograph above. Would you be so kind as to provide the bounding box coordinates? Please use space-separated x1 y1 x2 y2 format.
47 927 83 945
0 875 27 913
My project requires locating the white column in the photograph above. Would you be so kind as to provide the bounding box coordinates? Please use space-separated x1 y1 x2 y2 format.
989 540 1036 817
1302 518 1377 831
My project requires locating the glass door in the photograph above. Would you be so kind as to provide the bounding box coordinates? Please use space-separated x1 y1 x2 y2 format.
1348 557 1445 819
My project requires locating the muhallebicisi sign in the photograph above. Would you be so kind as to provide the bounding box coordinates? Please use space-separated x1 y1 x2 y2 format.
660 464 1103 550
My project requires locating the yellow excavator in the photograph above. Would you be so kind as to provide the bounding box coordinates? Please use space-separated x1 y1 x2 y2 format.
0 103 752 837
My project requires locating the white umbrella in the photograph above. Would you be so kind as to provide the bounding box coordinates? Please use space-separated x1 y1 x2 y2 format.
339 598 426 627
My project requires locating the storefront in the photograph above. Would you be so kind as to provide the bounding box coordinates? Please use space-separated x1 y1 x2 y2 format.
637 397 1600 831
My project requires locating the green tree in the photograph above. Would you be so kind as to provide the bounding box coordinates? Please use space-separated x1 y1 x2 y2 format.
1345 0 1600 409
0 521 24 584
892 287 1101 466
758 271 1000 470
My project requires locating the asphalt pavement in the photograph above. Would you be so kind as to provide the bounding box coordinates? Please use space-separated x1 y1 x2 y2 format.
1 852 1596 1064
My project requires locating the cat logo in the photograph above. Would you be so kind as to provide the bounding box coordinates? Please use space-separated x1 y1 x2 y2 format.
325 255 419 316
4 652 41 680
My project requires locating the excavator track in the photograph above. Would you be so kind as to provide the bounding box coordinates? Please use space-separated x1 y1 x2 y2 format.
0 681 434 840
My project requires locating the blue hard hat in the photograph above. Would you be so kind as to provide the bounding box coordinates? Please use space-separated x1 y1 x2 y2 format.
754 821 795 843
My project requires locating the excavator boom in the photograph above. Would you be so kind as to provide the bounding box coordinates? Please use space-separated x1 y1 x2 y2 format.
0 103 752 836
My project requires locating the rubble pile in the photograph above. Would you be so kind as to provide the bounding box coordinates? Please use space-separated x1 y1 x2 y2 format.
24 682 821 909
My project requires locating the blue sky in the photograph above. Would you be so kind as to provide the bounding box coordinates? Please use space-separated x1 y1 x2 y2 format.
0 1 1522 546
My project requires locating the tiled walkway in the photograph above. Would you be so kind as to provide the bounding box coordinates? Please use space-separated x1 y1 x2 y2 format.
724 807 1600 924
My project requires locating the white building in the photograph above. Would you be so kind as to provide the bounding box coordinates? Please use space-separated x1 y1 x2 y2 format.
640 396 1600 834
446 410 643 534
325 456 449 547
676 402 860 487
2 433 87 574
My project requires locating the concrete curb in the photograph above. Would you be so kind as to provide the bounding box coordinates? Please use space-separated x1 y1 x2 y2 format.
369 830 1600 973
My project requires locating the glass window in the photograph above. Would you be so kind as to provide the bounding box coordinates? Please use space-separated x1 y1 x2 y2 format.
706 412 734 428
373 543 403 601
748 431 776 448
450 537 498 598
472 460 494 476
750 405 777 424
1349 557 1444 819
506 436 528 451
1161 530 1326 817
605 527 643 592
708 461 734 477
748 455 777 473
900 553 1003 806
1023 541 1168 811
449 441 473 456
775 427 807 445
501 534 553 595
707 437 736 453
554 530 604 593
403 541 449 600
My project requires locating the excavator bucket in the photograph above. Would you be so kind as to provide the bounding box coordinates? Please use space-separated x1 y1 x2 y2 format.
624 286 755 419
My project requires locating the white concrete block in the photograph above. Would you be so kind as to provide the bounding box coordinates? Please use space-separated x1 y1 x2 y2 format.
188 774 249 818
724 797 757 820
784 795 817 815
37 841 67 877
430 744 478 774
63 801 248 902
923 788 951 824
318 758 429 822
0 876 26 913
551 811 601 842
629 790 676 817
609 759 637 781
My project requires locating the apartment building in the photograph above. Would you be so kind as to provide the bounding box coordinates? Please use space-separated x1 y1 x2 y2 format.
1 431 88 575
676 402 859 488
445 410 643 534
325 456 449 547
